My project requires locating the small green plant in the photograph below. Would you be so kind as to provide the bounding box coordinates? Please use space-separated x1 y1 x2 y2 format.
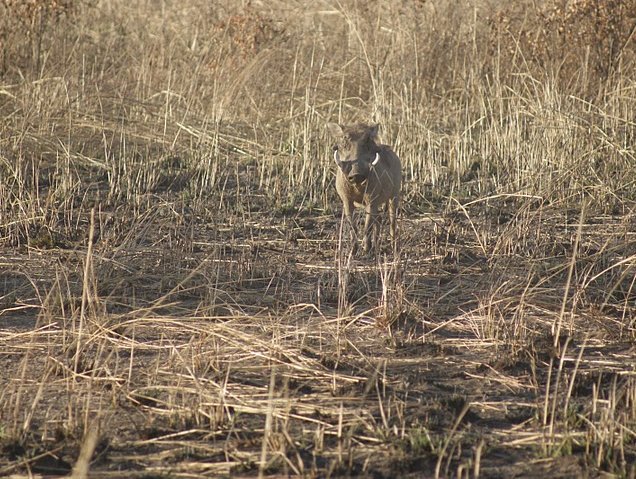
408 427 436 456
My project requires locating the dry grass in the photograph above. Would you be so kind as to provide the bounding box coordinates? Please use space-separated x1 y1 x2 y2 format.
2 0 636 477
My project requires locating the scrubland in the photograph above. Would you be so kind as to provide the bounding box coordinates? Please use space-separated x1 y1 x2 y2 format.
2 0 636 477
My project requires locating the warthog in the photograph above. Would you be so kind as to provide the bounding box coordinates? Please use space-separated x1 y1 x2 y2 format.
328 122 401 254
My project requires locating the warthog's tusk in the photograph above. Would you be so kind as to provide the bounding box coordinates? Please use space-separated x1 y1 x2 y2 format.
371 152 380 166
333 150 340 163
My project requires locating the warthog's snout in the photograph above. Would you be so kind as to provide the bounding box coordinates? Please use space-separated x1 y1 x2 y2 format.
328 122 402 254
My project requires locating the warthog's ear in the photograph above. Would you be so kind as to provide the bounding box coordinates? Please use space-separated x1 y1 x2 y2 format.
327 122 343 137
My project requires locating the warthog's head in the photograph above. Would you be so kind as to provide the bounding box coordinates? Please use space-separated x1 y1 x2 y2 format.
328 123 381 186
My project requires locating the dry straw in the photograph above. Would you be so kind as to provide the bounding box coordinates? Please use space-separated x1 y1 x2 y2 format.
1 0 636 477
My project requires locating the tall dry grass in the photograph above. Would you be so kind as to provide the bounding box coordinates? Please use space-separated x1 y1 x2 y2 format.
1 0 636 222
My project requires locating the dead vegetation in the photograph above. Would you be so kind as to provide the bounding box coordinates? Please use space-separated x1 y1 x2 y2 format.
2 0 636 477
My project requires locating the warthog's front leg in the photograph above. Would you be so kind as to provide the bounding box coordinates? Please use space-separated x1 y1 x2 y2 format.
363 203 378 254
341 198 359 252
388 196 399 245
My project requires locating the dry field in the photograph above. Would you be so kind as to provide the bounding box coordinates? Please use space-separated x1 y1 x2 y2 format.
2 0 636 477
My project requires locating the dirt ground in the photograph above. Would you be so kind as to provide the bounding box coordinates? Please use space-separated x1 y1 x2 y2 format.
2 184 636 478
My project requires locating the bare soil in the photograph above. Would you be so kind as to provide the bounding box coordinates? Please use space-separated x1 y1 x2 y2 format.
2 180 636 478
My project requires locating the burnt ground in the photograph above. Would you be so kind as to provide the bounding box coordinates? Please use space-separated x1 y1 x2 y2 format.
2 188 636 478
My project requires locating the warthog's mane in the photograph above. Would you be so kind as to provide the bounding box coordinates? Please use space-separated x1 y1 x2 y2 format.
340 123 378 142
